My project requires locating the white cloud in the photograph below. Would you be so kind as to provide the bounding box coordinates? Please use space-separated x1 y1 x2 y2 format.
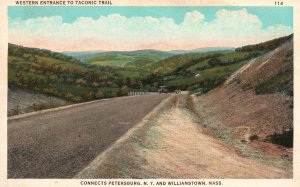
183 11 205 26
8 8 292 51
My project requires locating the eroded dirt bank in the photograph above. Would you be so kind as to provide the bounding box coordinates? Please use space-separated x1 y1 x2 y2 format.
194 40 293 170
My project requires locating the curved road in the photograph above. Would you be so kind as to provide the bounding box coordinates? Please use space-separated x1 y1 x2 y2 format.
8 94 169 178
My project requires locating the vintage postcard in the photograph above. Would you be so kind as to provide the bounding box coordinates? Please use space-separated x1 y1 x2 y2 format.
0 0 299 186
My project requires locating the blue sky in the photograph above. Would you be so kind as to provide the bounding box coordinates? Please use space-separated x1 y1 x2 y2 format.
8 6 293 29
8 6 293 51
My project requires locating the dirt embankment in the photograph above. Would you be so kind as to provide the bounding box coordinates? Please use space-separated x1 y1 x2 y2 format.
8 87 70 116
76 95 291 179
195 40 293 171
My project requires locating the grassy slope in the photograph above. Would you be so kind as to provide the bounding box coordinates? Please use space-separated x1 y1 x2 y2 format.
74 50 172 67
144 51 259 92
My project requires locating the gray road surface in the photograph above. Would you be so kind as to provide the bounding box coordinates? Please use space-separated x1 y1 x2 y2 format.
8 94 169 178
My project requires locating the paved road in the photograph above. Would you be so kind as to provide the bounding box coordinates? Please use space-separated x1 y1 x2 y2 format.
8 94 169 178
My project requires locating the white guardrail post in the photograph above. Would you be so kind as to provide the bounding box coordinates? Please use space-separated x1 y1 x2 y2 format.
128 91 159 96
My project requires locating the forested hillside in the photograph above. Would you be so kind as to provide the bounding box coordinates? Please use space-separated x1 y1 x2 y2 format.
8 44 145 102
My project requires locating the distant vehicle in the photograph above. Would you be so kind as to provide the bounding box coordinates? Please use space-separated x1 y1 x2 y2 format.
175 90 181 94
158 86 168 93
158 88 168 93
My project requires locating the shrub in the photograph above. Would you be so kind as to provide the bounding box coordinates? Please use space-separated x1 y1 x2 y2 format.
249 134 259 141
265 129 293 148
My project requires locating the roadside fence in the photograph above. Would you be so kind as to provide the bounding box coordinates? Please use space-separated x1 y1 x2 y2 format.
128 92 158 96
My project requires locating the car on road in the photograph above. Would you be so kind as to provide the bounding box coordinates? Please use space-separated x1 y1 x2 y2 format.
158 86 168 93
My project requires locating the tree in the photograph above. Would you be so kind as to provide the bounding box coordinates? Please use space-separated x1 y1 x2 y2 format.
208 58 221 67
65 92 75 100
66 77 74 83
121 85 128 96
76 78 86 86
95 90 104 98
92 82 99 87
49 74 58 82
86 92 95 100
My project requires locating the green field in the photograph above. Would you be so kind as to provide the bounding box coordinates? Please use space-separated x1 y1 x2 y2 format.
74 50 172 68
